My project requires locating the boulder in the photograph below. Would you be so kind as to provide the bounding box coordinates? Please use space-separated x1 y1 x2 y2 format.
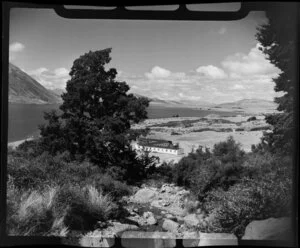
198 232 238 246
162 219 180 232
184 214 200 228
165 214 176 221
242 217 293 240
150 200 161 208
143 211 153 219
160 184 175 194
147 216 157 225
132 188 157 203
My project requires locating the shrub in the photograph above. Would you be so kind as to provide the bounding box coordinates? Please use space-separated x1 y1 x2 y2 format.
199 153 293 238
250 126 270 131
7 184 68 236
16 139 45 158
93 174 132 200
52 184 118 231
200 176 292 238
247 116 257 122
212 136 245 164
172 138 247 200
145 162 174 187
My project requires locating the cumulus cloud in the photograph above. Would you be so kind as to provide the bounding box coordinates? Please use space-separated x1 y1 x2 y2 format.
101 44 282 104
28 67 70 90
230 84 246 90
9 42 25 52
145 66 171 79
196 65 227 79
9 42 25 61
222 43 280 77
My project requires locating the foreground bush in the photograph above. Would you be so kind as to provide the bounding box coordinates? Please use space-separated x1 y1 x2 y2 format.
7 177 118 235
7 178 68 236
172 137 247 200
7 148 133 235
53 184 118 230
199 153 293 238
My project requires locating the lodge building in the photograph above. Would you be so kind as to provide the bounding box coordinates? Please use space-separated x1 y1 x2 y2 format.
135 138 184 155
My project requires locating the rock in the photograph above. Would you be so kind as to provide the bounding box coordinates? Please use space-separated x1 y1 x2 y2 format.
162 219 180 232
147 216 157 225
142 211 157 225
184 214 200 228
165 214 176 221
132 188 157 203
162 201 170 207
160 184 175 194
242 217 293 240
150 200 161 208
176 216 184 222
176 189 190 196
143 211 153 219
198 232 238 246
126 216 147 226
156 215 163 220
196 213 204 220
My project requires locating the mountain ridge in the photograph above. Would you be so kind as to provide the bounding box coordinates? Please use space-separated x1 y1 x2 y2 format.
9 63 62 104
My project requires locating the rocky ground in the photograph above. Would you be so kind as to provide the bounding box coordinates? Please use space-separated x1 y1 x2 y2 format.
75 183 293 247
83 183 208 239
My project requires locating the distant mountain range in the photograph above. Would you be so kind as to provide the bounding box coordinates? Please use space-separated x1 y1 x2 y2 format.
8 63 278 113
215 98 277 111
9 63 62 104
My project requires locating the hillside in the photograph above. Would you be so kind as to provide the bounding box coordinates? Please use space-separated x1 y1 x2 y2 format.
214 98 278 113
9 63 62 104
133 94 211 108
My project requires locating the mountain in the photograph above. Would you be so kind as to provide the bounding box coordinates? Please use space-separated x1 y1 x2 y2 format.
133 93 211 107
9 63 62 104
214 98 278 113
50 88 65 97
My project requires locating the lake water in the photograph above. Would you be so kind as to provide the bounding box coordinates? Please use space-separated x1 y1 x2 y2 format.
7 103 238 142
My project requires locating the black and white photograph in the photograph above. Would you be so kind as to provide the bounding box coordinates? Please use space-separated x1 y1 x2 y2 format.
2 2 298 247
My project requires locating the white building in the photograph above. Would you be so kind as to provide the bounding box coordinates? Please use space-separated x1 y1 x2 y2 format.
135 138 184 155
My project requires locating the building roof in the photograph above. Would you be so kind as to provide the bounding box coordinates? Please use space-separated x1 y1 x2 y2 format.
137 138 179 150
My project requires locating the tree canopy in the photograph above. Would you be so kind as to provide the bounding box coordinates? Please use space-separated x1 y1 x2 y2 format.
255 3 298 155
39 48 150 181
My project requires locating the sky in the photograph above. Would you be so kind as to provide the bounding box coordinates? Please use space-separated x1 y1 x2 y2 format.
9 5 282 104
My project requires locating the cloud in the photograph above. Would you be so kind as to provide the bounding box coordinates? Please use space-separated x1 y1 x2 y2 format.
222 43 280 77
91 44 283 104
196 65 227 79
230 84 246 90
9 42 25 61
218 27 227 35
145 66 171 79
9 42 25 52
53 68 69 77
27 67 70 90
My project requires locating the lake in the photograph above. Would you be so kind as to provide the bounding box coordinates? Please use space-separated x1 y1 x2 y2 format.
7 103 238 142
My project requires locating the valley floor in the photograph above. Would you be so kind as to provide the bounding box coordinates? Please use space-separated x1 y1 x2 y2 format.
132 113 269 164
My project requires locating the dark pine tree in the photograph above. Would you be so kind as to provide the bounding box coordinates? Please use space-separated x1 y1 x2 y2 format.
255 3 298 155
39 49 150 180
